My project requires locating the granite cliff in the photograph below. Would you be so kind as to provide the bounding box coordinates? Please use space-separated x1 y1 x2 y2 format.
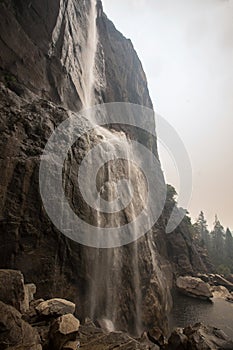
0 0 211 338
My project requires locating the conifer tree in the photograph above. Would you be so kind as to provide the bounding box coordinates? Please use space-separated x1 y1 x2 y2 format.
225 228 233 271
211 215 225 267
194 211 210 248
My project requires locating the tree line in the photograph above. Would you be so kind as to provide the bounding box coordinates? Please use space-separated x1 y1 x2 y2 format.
194 211 233 276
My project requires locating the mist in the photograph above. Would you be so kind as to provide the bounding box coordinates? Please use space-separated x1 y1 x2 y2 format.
102 0 233 229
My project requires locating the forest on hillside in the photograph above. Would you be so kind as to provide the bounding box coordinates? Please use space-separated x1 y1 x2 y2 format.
193 211 233 276
167 184 233 276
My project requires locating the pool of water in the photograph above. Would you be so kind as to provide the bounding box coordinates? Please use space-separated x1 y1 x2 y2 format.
169 290 233 339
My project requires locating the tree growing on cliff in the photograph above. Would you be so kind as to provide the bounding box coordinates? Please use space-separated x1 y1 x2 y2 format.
194 211 210 248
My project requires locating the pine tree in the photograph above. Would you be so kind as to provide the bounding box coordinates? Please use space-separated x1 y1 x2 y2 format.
194 211 210 248
225 228 233 272
211 215 225 267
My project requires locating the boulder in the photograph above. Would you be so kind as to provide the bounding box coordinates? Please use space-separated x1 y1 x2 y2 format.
211 285 230 299
0 269 26 312
147 326 166 346
226 292 233 303
176 276 213 300
79 320 155 349
62 340 81 349
226 274 233 284
36 298 75 317
196 273 210 283
184 322 233 349
49 313 80 350
210 274 233 292
24 283 37 307
140 332 160 350
97 318 115 332
166 328 188 350
0 301 42 350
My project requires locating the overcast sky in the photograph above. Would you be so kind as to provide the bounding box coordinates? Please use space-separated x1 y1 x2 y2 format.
102 0 233 230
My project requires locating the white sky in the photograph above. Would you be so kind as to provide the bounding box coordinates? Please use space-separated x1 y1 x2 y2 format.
102 0 233 230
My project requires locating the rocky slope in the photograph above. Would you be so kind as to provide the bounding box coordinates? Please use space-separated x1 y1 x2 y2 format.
1 270 232 350
0 0 212 337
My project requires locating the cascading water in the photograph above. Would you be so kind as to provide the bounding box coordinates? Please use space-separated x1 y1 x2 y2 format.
59 0 153 335
82 126 146 334
81 0 98 109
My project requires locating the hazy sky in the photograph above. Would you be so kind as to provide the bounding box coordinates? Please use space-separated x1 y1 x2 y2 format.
102 0 233 230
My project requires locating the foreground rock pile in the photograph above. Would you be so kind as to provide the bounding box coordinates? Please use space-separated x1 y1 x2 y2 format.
167 323 233 350
0 269 233 350
0 269 156 349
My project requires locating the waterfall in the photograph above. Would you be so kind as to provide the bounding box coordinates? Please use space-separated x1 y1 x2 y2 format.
57 0 145 334
82 126 145 335
81 0 98 108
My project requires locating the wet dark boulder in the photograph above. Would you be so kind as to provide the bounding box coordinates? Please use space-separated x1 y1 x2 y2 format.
184 323 233 350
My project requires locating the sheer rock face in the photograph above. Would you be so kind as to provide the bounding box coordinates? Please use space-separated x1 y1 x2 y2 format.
0 269 36 313
0 0 210 336
0 82 171 335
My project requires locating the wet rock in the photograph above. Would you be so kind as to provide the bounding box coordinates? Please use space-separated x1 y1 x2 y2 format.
23 299 45 323
183 322 233 350
79 321 153 349
196 273 210 283
147 326 166 346
0 269 26 312
24 283 37 308
36 298 75 317
226 274 233 284
226 292 233 303
30 298 45 308
176 276 213 300
62 340 81 349
49 314 80 350
96 318 115 333
210 274 233 292
140 332 160 349
166 328 188 350
0 301 42 350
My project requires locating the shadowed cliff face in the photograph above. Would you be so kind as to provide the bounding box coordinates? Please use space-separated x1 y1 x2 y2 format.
0 0 211 336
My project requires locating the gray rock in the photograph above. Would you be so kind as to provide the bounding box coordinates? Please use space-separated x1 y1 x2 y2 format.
62 340 80 349
210 274 233 292
176 276 213 300
210 285 230 299
0 269 26 312
0 301 42 350
166 328 188 350
79 321 155 349
24 283 37 309
147 326 166 346
36 298 76 317
184 322 233 350
226 292 233 303
50 314 80 350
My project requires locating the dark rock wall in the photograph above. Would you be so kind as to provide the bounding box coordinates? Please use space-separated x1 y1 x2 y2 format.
0 0 211 335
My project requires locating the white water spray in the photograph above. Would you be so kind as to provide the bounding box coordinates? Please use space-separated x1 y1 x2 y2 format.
81 0 98 108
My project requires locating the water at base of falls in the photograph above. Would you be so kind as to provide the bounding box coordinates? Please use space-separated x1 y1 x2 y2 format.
170 289 233 339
